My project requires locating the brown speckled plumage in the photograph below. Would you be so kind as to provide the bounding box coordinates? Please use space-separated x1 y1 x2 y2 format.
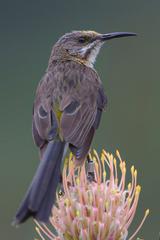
33 60 105 152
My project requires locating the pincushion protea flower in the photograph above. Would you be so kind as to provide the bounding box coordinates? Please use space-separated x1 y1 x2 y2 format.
35 149 149 240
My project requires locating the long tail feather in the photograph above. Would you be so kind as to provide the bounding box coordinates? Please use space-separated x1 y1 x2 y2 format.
13 140 66 225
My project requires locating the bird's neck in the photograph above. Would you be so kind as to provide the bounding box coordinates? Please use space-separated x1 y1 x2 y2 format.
47 48 94 70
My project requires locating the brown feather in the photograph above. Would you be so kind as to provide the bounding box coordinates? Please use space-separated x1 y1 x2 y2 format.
33 61 102 150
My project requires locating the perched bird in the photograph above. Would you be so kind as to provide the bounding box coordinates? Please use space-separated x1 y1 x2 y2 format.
14 30 136 224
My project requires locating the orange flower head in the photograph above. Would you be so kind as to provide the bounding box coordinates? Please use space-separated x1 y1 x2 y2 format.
35 149 149 240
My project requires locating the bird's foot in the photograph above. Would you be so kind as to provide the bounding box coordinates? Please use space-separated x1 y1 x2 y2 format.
87 155 95 182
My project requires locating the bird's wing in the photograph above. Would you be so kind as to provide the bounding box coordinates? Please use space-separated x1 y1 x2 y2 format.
60 99 97 147
68 86 107 161
32 72 58 150
60 63 105 148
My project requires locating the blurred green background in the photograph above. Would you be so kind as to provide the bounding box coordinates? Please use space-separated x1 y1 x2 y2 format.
0 0 159 239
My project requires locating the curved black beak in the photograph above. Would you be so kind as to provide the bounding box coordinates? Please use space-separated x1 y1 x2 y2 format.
100 32 137 41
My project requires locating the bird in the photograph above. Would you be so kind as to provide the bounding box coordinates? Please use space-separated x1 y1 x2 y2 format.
13 30 136 225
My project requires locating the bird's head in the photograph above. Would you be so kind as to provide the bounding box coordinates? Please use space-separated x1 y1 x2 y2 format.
50 30 136 68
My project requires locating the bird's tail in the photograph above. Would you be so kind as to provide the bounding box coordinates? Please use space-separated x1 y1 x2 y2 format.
13 140 66 225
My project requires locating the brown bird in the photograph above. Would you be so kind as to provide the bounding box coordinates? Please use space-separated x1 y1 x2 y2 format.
14 30 136 224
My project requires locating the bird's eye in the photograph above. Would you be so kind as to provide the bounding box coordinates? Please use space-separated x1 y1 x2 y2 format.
78 36 88 44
